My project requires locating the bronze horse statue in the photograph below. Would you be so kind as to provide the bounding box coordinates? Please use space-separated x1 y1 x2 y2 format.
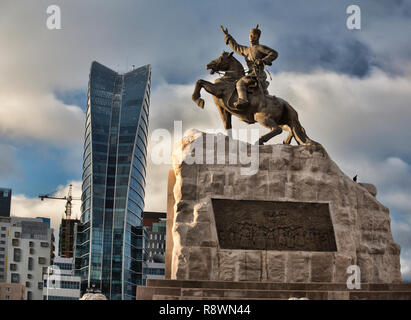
192 51 318 145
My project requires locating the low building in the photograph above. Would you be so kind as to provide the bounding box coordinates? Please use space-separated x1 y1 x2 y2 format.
143 212 166 263
0 282 25 300
143 212 166 281
0 217 54 300
143 261 165 280
42 256 81 300
146 220 166 263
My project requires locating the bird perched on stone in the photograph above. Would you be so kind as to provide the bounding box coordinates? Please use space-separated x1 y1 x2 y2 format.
353 175 358 182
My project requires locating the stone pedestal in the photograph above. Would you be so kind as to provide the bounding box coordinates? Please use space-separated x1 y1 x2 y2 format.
165 130 402 284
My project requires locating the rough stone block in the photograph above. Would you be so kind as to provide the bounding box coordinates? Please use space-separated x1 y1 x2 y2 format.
192 201 212 223
259 154 270 171
217 250 246 282
359 183 377 197
174 200 195 223
251 171 269 198
333 253 354 283
265 252 286 282
169 130 402 284
286 253 310 282
185 222 217 248
357 253 374 283
268 171 287 198
244 251 262 281
311 253 334 282
188 247 217 280
172 247 190 280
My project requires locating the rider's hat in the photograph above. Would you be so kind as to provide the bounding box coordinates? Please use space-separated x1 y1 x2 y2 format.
250 24 261 37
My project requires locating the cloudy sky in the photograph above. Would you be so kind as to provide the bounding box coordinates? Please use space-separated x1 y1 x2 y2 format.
1 0 410 280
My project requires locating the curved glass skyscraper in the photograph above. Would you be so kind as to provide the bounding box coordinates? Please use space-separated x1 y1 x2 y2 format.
75 61 150 300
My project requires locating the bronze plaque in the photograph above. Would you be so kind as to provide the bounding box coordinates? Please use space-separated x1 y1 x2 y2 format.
211 199 337 251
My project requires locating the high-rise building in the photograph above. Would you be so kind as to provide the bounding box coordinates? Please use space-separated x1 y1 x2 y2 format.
75 61 151 300
0 217 54 300
0 188 12 217
59 218 80 258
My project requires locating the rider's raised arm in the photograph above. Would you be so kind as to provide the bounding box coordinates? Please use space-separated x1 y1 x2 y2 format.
260 45 278 66
224 33 248 57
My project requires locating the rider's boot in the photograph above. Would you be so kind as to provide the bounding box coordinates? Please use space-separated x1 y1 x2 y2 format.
234 85 249 110
234 98 249 109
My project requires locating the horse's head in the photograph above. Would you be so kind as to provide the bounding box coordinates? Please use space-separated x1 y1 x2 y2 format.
206 51 235 75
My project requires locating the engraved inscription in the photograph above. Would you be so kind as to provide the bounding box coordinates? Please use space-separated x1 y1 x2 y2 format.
211 199 337 251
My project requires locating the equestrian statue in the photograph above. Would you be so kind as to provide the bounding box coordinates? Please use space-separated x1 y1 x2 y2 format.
192 25 318 145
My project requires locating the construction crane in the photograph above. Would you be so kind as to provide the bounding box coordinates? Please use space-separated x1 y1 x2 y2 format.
39 184 81 258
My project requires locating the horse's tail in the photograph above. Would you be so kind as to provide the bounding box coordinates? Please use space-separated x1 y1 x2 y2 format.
284 102 319 146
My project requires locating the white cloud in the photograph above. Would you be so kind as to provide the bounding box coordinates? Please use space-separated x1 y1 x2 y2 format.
401 257 411 282
382 192 411 216
0 90 84 144
392 220 411 248
268 67 411 155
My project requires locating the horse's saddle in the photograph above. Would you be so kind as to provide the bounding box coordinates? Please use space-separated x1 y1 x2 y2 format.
225 80 266 123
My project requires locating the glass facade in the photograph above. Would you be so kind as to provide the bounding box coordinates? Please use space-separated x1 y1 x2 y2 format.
75 61 150 300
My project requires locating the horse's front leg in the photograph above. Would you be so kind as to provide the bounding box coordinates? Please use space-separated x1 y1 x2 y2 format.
192 79 218 109
192 79 206 109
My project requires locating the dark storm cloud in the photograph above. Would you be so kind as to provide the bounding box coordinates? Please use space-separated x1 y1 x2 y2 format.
2 0 409 91
275 35 375 77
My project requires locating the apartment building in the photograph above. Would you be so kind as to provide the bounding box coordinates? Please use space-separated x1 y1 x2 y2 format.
0 217 53 300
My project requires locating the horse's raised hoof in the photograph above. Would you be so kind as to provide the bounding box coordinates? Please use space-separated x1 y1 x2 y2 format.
258 139 265 146
195 98 204 109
